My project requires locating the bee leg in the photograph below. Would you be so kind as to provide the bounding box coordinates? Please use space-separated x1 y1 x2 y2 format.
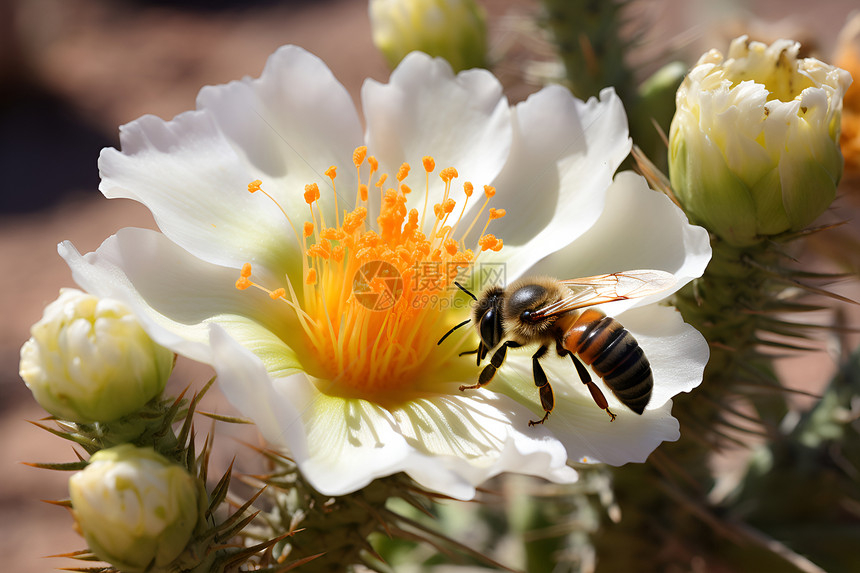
528 345 554 426
562 348 617 422
459 341 521 391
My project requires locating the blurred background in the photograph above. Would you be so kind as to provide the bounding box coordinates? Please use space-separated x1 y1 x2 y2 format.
1 0 858 570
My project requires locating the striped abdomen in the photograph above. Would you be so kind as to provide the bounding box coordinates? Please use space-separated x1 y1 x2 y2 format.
562 308 653 414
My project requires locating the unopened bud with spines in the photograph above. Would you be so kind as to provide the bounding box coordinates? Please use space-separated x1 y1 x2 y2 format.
68 444 200 573
20 289 174 423
669 36 852 246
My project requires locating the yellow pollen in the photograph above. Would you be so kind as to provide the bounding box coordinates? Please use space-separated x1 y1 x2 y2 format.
270 287 286 300
321 227 344 241
353 146 367 167
304 183 320 204
444 238 459 256
236 148 507 403
331 245 344 262
397 162 410 181
484 185 496 198
248 180 262 193
478 234 504 252
440 167 458 183
343 207 367 234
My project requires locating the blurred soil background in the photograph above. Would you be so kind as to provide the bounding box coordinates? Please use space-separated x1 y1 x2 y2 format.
1 0 858 570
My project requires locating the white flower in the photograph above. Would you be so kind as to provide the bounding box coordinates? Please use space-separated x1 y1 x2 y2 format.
20 288 173 423
60 46 711 500
69 444 199 573
670 36 852 246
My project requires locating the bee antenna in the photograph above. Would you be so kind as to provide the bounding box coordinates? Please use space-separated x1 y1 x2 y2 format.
437 318 471 345
454 282 477 301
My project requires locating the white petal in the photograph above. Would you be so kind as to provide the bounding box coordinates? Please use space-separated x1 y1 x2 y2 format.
391 393 577 496
196 45 363 214
553 398 680 466
297 388 580 498
529 171 711 313
362 51 512 217
617 304 709 409
485 87 632 281
297 388 578 499
99 46 362 276
493 353 680 466
209 325 310 461
59 228 304 369
214 334 578 499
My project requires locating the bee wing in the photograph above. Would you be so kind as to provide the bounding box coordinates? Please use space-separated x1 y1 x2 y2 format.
533 270 676 318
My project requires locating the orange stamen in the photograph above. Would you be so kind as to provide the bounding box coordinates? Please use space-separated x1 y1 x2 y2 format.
236 146 506 401
270 288 286 300
440 167 458 184
304 183 320 204
397 162 410 182
353 146 367 168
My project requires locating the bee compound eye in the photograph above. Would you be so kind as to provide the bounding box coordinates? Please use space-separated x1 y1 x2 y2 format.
479 308 499 348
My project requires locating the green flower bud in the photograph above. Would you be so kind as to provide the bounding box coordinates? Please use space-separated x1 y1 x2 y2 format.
69 444 200 573
669 36 852 246
369 0 487 72
20 289 173 423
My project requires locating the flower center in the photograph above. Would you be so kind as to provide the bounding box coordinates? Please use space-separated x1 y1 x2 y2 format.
236 147 505 404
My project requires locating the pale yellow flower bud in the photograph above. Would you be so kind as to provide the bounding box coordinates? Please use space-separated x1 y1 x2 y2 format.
669 36 852 246
369 0 487 72
20 289 173 423
69 444 199 573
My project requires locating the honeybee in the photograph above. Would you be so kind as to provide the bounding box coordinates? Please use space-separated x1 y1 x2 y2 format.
439 270 675 426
